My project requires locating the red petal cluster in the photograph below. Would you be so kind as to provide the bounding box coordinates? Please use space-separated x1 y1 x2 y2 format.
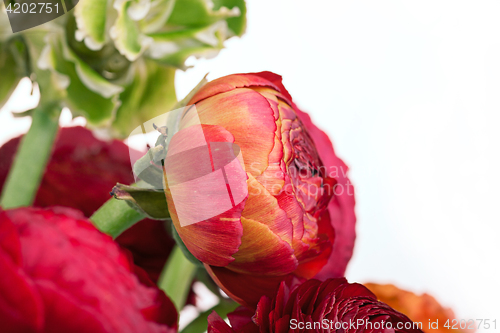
0 127 136 217
0 207 177 333
0 126 173 283
208 278 423 333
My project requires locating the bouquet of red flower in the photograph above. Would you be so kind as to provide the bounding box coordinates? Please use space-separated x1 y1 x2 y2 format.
0 2 469 332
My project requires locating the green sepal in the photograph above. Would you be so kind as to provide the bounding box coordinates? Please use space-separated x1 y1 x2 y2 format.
111 183 171 219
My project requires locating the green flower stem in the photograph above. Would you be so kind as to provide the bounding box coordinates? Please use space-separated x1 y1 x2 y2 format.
0 103 61 209
90 197 145 238
181 300 239 333
159 246 198 311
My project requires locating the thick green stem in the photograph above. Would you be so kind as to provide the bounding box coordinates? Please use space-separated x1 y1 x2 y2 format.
181 300 239 333
158 246 198 311
0 103 61 208
90 197 145 238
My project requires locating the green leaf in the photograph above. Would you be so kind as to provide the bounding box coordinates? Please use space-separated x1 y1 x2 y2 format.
167 0 242 30
74 0 110 50
148 23 229 69
133 156 164 187
32 32 122 126
145 0 247 69
112 0 152 61
153 44 219 69
0 34 32 109
111 183 171 219
0 8 12 40
140 0 176 33
111 58 177 137
0 44 22 109
212 0 246 36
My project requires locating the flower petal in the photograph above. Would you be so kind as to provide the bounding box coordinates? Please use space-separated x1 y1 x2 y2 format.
0 214 44 332
189 73 281 105
295 108 356 279
205 265 288 309
228 217 297 276
242 174 293 246
193 88 277 177
166 124 246 266
208 311 235 333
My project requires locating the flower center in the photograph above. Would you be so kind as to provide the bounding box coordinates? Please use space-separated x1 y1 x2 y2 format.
289 122 335 218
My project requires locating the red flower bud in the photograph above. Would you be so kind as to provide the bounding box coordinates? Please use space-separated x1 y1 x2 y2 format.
166 72 356 308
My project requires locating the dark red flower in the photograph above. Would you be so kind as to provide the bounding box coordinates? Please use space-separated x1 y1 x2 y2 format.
0 126 173 283
114 220 173 283
0 206 177 333
0 126 136 217
208 278 423 333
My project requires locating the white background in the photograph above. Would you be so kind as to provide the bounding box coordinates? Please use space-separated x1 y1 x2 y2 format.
1 0 499 328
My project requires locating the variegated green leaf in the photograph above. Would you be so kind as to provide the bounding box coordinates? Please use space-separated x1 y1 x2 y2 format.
33 32 122 126
147 21 228 69
167 0 242 31
111 58 176 137
212 0 246 36
139 0 176 33
111 0 152 61
74 0 110 50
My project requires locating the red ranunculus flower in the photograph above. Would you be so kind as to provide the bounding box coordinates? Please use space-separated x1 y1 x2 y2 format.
0 126 173 283
166 72 356 307
0 207 177 333
208 278 423 333
0 127 136 217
